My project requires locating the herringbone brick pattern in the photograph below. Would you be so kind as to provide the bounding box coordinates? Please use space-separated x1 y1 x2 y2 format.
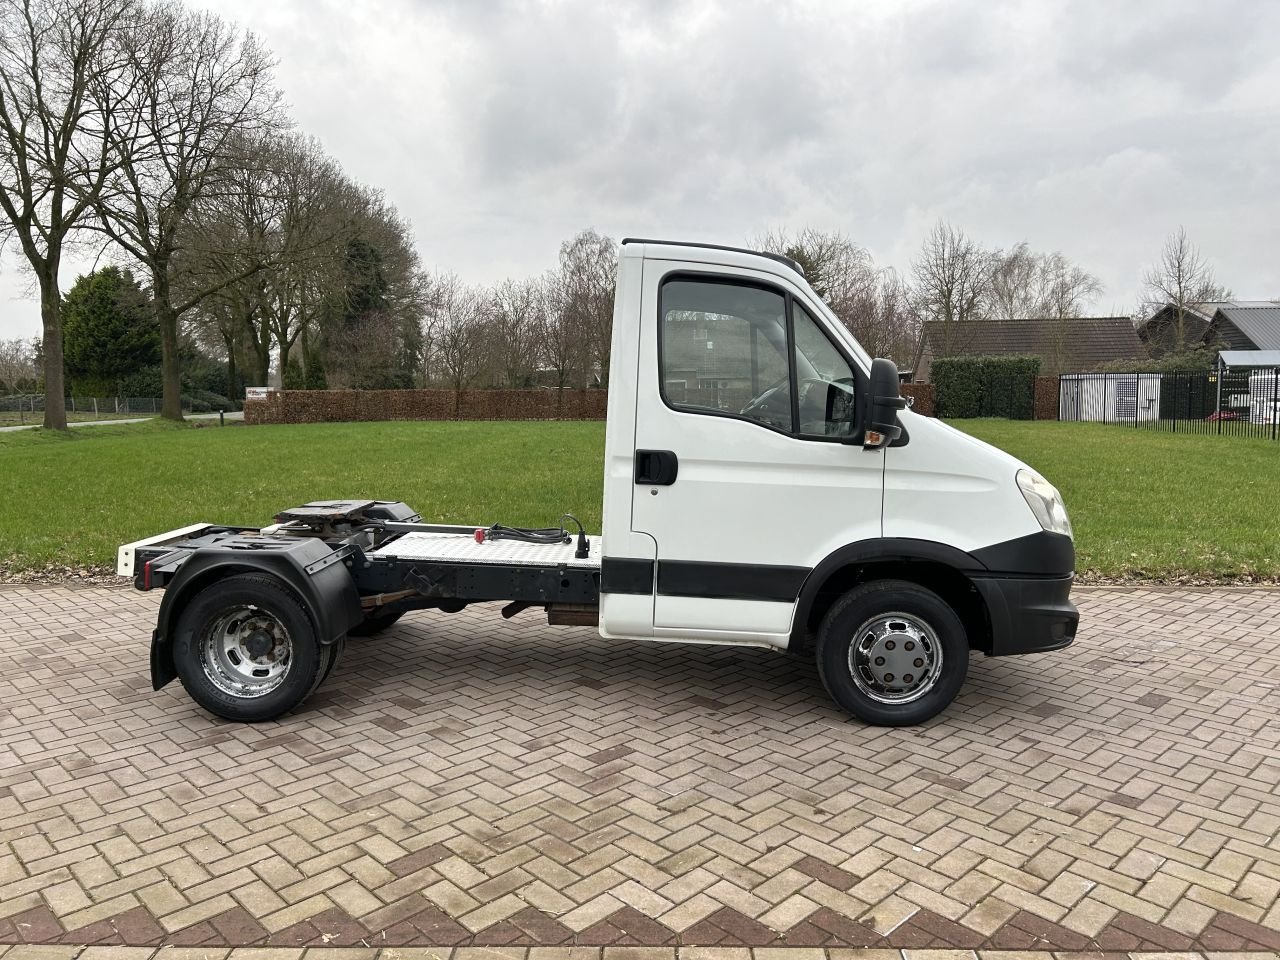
2 585 1280 952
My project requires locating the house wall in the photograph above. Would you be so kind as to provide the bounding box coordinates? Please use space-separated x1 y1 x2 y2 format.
1210 318 1259 352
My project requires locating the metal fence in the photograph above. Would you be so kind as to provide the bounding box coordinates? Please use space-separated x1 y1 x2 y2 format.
1059 368 1280 439
0 395 181 423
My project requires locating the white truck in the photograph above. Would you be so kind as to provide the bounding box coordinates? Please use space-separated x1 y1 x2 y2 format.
119 239 1078 726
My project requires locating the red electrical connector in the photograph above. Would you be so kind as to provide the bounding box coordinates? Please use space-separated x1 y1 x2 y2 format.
474 527 487 544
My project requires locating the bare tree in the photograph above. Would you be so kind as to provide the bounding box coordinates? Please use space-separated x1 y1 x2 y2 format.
985 242 1105 375
911 221 996 356
93 2 280 420
0 336 38 391
257 134 346 381
755 227 925 364
988 242 1102 321
849 268 919 368
555 228 616 384
0 0 134 428
184 132 428 393
427 271 488 407
1141 226 1229 354
181 136 283 391
310 184 428 388
535 269 584 399
488 277 544 388
755 228 875 305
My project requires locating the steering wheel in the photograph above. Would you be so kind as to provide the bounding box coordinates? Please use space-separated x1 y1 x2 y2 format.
741 377 834 418
740 376 789 419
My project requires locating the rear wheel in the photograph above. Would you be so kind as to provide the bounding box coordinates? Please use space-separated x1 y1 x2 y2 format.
317 634 345 687
348 609 404 637
816 579 969 726
173 573 324 722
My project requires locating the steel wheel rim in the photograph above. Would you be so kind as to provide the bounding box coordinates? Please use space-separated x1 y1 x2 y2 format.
847 611 943 705
200 604 293 698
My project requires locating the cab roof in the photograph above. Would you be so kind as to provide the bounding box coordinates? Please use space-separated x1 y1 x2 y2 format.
621 238 805 280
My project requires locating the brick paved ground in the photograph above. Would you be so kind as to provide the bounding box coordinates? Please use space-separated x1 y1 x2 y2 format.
2 585 1280 954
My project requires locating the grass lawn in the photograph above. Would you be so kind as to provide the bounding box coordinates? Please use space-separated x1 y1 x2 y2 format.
1 417 1276 581
0 420 604 576
955 419 1279 582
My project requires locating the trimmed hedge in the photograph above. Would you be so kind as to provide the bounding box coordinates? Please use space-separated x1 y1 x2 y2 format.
900 383 935 417
932 356 1041 419
1033 376 1059 421
245 388 608 425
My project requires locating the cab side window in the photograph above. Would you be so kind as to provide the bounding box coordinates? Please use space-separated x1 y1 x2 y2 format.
660 276 858 438
793 304 857 438
661 279 793 432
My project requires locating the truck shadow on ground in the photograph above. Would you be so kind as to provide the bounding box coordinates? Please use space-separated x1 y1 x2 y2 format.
294 605 1080 744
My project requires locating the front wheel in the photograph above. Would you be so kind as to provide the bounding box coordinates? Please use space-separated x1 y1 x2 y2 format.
173 573 326 722
816 579 969 726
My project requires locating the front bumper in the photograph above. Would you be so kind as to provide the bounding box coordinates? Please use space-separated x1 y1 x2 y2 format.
973 573 1078 656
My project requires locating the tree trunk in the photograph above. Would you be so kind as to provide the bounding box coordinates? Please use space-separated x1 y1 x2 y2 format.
223 332 238 402
153 267 185 421
39 264 68 431
246 313 270 386
300 320 310 388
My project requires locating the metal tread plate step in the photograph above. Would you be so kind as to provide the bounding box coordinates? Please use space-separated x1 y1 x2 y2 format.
369 530 602 569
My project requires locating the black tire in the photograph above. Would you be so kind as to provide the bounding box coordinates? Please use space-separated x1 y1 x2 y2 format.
173 573 324 723
347 609 404 637
816 579 969 726
317 634 345 687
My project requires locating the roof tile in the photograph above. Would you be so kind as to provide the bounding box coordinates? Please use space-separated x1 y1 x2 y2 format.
924 317 1146 371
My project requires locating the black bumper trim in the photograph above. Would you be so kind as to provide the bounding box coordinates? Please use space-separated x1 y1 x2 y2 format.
971 531 1075 576
973 573 1079 656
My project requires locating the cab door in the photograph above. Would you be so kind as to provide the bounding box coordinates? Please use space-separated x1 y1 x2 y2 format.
629 260 883 646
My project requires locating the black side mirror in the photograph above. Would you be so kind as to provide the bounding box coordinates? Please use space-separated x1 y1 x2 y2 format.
862 357 907 449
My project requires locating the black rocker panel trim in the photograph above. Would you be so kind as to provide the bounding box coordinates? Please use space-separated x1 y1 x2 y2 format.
657 560 810 603
601 557 655 595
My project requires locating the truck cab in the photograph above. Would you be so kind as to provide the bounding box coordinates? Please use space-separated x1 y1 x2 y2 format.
120 238 1078 727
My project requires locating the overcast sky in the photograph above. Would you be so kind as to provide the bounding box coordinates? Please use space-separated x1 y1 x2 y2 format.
3 0 1278 339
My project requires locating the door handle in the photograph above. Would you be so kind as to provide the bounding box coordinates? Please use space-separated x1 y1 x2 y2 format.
635 449 678 485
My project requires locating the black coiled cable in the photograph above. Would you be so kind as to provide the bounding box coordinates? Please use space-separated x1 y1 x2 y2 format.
482 514 590 558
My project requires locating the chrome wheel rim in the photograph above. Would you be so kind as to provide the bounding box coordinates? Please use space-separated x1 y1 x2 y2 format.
848 611 943 704
200 605 293 698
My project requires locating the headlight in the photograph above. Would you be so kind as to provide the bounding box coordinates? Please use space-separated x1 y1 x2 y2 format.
1017 469 1073 539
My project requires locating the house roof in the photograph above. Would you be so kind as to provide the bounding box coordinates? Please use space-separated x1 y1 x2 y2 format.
923 317 1146 371
1219 349 1280 368
1213 306 1280 350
